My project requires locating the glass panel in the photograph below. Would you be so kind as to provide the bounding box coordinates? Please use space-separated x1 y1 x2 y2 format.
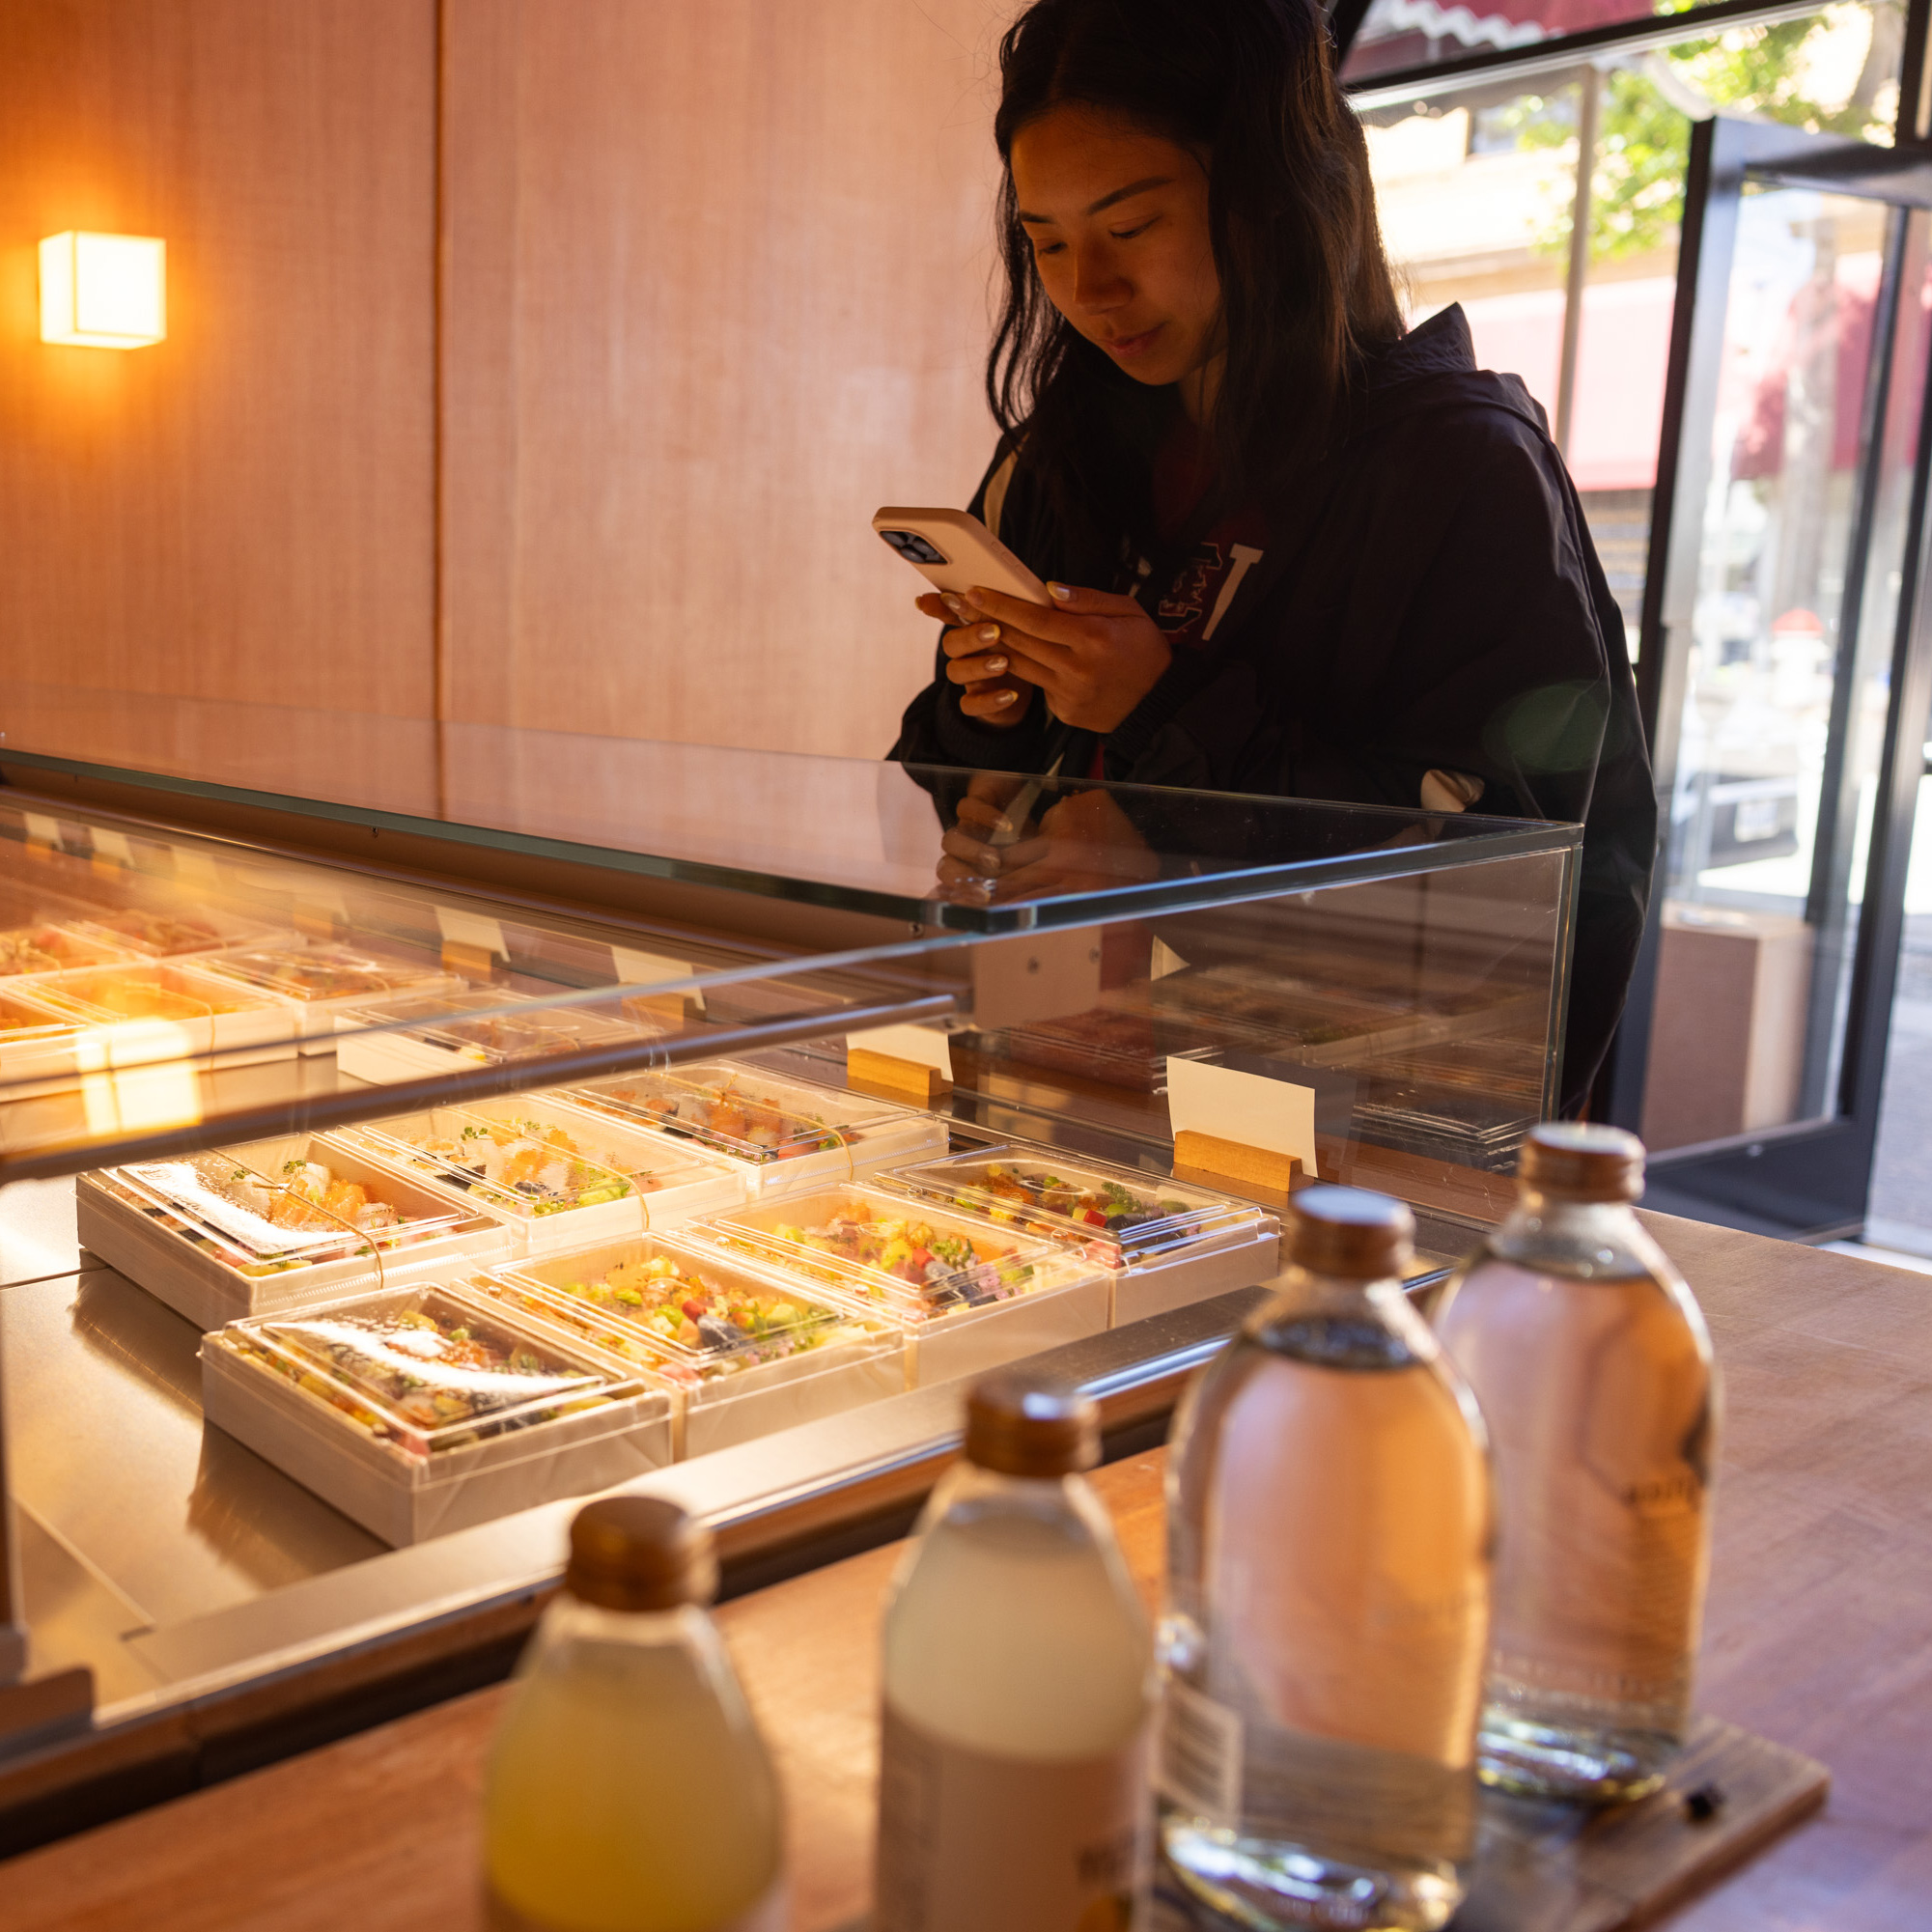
0 751 1573 1722
0 712 1561 937
1639 192 1924 1151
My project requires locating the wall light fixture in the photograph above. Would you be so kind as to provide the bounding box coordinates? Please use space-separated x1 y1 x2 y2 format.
40 232 167 349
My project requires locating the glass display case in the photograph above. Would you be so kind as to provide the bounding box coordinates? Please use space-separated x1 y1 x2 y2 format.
0 733 1576 1844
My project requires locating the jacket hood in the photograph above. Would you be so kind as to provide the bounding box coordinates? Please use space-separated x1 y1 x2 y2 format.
1358 303 1549 436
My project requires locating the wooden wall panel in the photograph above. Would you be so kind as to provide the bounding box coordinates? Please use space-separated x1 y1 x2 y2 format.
0 1 437 777
442 0 1010 760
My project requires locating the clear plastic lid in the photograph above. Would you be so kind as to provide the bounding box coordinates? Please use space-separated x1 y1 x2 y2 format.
336 988 657 1064
700 1185 1063 1319
341 1102 714 1220
879 1149 1267 1271
196 943 452 1005
0 924 142 978
471 1236 871 1386
565 1061 897 1166
67 907 283 958
0 989 86 1046
27 961 277 1025
108 1145 474 1274
214 1284 640 1458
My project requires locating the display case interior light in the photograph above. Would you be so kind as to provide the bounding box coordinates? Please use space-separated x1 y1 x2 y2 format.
39 231 166 349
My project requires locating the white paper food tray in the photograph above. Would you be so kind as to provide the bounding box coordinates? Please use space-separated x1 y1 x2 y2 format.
20 961 303 1072
200 1286 674 1546
332 989 655 1087
562 1059 946 1200
338 1095 743 1257
70 910 298 961
78 1134 512 1330
874 1144 1282 1328
690 1186 1110 1390
192 946 463 1054
469 1236 903 1458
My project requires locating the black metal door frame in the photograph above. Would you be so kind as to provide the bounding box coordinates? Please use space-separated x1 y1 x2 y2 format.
1601 117 1932 1238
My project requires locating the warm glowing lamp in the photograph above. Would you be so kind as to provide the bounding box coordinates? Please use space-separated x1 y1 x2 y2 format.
39 232 166 349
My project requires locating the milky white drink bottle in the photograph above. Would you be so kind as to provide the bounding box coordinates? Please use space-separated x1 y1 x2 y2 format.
875 1372 1155 1931
484 1497 785 1931
1433 1123 1717 1803
1161 1187 1492 1932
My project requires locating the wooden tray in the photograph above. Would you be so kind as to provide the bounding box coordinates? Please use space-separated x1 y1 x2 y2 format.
1150 1716 1828 1932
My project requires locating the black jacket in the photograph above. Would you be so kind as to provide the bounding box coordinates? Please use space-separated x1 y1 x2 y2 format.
890 306 1657 1113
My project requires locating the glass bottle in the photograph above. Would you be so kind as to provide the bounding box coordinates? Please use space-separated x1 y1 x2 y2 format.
876 1372 1155 1932
1161 1187 1492 1932
484 1496 785 1932
1432 1123 1717 1805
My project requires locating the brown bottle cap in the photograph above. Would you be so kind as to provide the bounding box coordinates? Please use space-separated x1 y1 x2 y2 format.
563 1496 717 1612
1286 1185 1414 1280
1519 1122 1645 1201
964 1372 1099 1478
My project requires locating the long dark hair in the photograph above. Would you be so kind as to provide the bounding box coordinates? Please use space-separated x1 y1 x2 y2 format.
989 0 1403 553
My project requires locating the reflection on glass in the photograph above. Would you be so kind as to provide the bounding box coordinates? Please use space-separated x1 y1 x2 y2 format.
1641 194 1925 1150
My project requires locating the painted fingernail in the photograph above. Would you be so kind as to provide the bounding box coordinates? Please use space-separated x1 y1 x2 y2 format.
993 689 1018 707
1049 582 1074 601
985 656 1007 674
942 594 965 614
977 625 1000 643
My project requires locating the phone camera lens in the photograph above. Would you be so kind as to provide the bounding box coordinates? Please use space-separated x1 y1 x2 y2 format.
880 530 947 566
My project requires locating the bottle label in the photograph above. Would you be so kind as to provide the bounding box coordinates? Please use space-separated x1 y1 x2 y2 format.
874 1701 1147 1932
486 1879 786 1931
1156 1677 1475 1865
1154 1678 1243 1825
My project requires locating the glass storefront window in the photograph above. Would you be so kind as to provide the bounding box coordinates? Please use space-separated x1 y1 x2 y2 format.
1364 76 1672 653
1639 197 1930 1150
1361 2 1907 647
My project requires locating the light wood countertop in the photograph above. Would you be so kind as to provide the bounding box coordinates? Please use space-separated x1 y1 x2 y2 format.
5 1213 1929 1930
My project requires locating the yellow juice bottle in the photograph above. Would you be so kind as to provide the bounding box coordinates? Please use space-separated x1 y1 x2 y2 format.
485 1497 784 1932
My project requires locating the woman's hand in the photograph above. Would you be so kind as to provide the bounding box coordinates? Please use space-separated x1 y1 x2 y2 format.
941 581 1173 734
914 592 1035 727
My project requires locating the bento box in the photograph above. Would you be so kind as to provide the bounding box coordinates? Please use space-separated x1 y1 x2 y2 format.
193 944 462 1053
333 1095 742 1255
0 992 108 1098
24 960 303 1069
0 962 300 1097
68 906 294 961
332 989 658 1086
78 1132 511 1330
561 1060 945 1199
689 1186 1107 1388
200 1281 674 1546
0 921 143 979
875 1147 1280 1328
467 1234 901 1458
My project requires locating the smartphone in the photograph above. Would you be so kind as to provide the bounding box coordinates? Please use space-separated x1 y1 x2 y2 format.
873 506 1050 605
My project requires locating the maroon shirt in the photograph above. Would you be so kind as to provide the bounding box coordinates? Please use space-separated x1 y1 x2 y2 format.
1090 420 1270 774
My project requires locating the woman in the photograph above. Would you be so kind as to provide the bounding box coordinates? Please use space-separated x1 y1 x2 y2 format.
890 0 1655 1112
